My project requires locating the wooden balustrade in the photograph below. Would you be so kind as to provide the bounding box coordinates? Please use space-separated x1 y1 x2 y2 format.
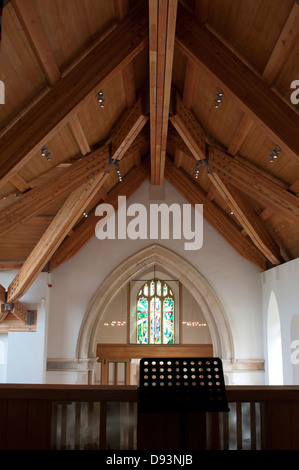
0 384 299 450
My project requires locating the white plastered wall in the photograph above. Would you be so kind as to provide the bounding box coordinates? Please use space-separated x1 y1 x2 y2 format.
261 258 299 384
45 179 264 385
0 271 49 383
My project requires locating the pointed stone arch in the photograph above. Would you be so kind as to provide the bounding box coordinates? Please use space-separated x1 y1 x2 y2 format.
76 244 235 362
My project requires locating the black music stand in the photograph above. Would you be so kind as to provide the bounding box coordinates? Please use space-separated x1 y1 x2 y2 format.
137 357 229 449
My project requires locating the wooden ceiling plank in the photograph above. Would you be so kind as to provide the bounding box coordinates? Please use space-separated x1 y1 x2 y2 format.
0 146 109 238
7 171 110 303
182 59 198 108
11 0 61 86
262 2 299 86
27 216 55 225
169 91 206 160
164 158 267 270
0 2 148 190
208 146 299 226
207 173 283 265
194 0 211 23
149 0 178 185
175 3 299 162
114 0 136 108
113 0 130 21
122 63 136 108
49 161 150 270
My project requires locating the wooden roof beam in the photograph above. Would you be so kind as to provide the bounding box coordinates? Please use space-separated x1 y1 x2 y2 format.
208 146 299 226
0 283 10 323
0 285 5 306
207 174 283 265
175 3 299 162
169 87 299 226
49 161 150 270
0 285 29 324
0 2 148 190
149 0 178 185
0 146 109 238
164 158 267 270
7 170 110 303
169 90 206 160
0 92 148 237
109 95 149 161
169 100 284 263
67 115 91 156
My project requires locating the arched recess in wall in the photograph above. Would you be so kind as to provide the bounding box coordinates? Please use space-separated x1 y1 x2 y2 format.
291 314 299 384
76 244 234 362
267 291 283 384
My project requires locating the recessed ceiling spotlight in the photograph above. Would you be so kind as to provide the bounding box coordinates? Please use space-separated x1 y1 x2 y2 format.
41 145 51 161
269 144 281 163
97 89 105 107
194 161 202 179
115 162 123 182
214 88 223 109
83 210 88 218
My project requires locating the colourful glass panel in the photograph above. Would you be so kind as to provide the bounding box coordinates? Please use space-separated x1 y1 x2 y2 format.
157 281 161 296
136 280 175 345
150 297 161 343
163 297 174 344
137 297 148 343
150 281 155 296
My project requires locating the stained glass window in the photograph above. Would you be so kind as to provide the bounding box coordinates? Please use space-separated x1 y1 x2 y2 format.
137 280 174 344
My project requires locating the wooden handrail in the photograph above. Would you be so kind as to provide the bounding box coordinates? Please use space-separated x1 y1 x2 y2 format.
0 384 138 401
1 383 299 398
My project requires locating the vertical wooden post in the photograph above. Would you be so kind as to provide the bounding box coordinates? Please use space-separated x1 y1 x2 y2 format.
99 401 107 450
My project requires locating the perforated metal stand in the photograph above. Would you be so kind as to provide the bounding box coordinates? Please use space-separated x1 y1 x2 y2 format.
137 357 229 449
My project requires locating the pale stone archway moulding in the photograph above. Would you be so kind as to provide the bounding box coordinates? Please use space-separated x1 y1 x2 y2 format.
76 244 235 363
